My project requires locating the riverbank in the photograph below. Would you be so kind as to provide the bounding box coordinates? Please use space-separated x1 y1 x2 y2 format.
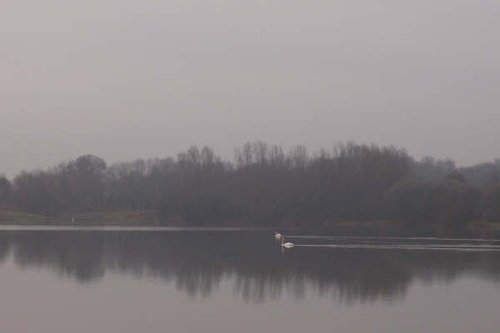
1 209 499 237
0 210 162 226
0 210 402 228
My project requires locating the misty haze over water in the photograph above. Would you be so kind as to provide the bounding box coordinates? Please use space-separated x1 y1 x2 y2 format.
2 0 500 331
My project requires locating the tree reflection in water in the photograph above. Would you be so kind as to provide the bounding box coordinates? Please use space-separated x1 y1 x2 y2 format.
0 230 499 304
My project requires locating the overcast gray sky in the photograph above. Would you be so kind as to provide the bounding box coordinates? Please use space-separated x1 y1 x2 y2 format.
2 0 500 176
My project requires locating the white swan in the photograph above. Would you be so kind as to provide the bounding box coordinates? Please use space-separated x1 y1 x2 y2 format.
275 231 282 240
281 237 294 249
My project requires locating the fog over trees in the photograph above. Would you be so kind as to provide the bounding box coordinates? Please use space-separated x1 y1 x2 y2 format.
1 142 500 229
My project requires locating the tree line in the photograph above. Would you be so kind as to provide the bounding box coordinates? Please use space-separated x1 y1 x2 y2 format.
1 142 499 229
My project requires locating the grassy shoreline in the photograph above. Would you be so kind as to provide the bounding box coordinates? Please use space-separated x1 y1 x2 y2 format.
1 209 500 237
0 210 162 226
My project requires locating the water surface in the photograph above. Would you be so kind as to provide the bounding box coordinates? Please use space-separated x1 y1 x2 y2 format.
1 228 499 332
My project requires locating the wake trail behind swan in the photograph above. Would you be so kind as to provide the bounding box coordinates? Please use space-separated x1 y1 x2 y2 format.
292 243 500 252
284 235 500 243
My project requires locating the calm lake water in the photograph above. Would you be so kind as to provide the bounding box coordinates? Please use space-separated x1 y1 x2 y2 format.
1 227 500 332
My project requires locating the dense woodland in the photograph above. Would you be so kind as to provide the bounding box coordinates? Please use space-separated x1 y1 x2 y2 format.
1 142 500 230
